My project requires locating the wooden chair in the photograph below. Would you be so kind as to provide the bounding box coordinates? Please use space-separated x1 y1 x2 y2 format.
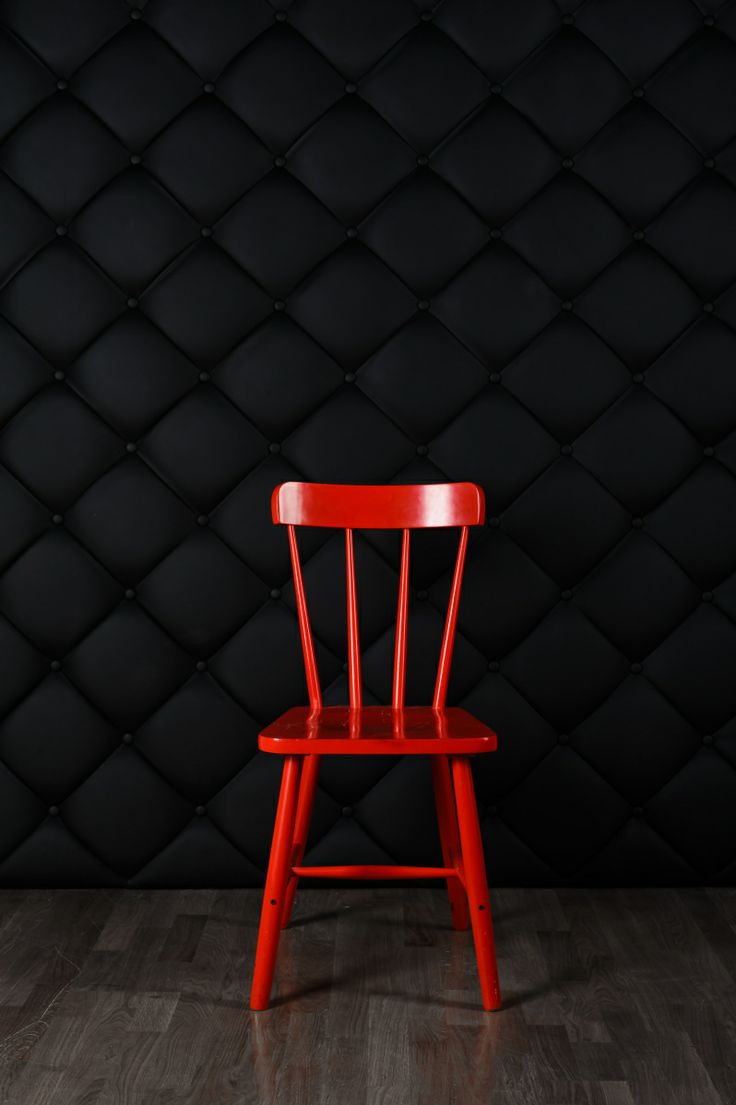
249 481 501 1011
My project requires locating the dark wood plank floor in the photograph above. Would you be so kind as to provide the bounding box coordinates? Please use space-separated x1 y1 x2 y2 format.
0 886 734 1104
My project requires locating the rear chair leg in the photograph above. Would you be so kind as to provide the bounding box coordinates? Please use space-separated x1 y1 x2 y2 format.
250 756 302 1011
280 753 320 929
450 755 501 1011
431 755 469 930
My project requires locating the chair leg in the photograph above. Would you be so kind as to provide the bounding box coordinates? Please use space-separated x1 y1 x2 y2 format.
450 755 502 1011
250 755 302 1011
280 753 321 929
431 755 469 930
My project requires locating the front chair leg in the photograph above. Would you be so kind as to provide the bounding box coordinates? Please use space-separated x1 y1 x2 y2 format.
280 753 321 929
450 755 502 1011
431 755 469 930
250 755 303 1011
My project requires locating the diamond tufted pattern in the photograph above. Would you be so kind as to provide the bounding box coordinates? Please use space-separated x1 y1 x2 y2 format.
0 0 735 889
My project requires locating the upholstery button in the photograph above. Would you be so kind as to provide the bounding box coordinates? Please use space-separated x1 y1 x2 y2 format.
417 155 428 166
632 373 644 384
50 660 61 671
122 732 134 744
345 82 357 94
197 514 209 526
417 299 430 311
344 372 356 383
196 660 207 672
633 806 644 817
561 590 572 600
52 513 63 525
48 805 59 816
124 588 135 600
703 734 713 745
346 227 358 238
203 82 215 94
273 300 285 311
200 227 212 238
704 15 715 26
199 371 210 382
562 157 574 170
703 302 714 312
127 297 138 309
420 9 433 20
53 369 65 381
633 87 645 98
488 660 500 672
632 517 643 529
270 588 281 600
490 83 503 95
56 79 68 91
275 10 287 20
489 228 502 239
633 230 645 241
342 806 353 817
489 372 501 383
195 805 206 816
702 592 713 602
130 154 142 165
489 806 498 816
488 517 500 528
126 442 137 453
417 590 428 601
55 225 67 236
630 662 642 673
342 661 349 673
269 442 281 454
561 300 573 312
560 444 573 456
704 446 715 457
558 733 569 744
274 156 286 167
562 13 574 25
416 444 428 455
130 8 142 19
704 158 715 169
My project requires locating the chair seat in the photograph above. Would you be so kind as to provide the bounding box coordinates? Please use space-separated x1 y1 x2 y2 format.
259 705 497 755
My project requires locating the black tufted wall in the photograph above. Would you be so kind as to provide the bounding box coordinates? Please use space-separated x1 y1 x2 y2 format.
1 0 735 890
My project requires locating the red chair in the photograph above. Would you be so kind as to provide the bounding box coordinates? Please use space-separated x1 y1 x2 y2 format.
249 482 501 1011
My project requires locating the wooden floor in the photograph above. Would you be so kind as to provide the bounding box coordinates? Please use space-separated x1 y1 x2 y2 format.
0 887 734 1104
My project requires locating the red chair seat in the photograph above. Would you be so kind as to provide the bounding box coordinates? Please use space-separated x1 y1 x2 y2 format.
260 705 497 755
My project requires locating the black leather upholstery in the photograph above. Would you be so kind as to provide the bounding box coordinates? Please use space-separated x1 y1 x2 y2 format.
0 0 734 887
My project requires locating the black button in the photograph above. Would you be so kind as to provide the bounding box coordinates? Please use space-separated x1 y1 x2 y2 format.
561 444 573 456
130 154 142 165
702 592 713 602
561 589 572 600
704 158 715 169
633 806 644 817
417 590 428 601
122 733 134 745
633 87 645 98
630 662 642 674
488 517 500 528
417 299 430 311
52 513 63 525
199 371 210 382
490 228 502 239
269 442 281 454
345 82 357 94
342 806 353 816
126 442 137 453
203 82 215 94
196 660 207 672
562 157 574 170
416 444 428 455
420 9 433 20
55 225 67 236
200 227 212 238
489 805 498 816
704 16 715 26
270 588 281 600
130 8 142 19
632 517 643 529
488 660 500 672
342 661 349 673
127 297 139 309
197 514 209 526
704 446 715 457
195 805 206 816
490 83 502 95
562 13 574 25
274 156 286 167
48 805 59 816
344 372 356 383
50 660 61 672
561 300 573 312
703 302 714 313
703 734 713 745
275 10 287 21
53 370 65 381
417 155 428 166
124 588 135 600
633 230 645 241
346 227 358 239
489 372 501 384
273 300 285 311
56 79 68 91
558 733 569 744
633 373 644 384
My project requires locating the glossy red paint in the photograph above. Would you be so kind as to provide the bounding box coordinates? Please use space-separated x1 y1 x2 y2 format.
250 482 501 1013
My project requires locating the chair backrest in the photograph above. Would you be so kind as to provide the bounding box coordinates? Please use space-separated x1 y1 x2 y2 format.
272 482 485 711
